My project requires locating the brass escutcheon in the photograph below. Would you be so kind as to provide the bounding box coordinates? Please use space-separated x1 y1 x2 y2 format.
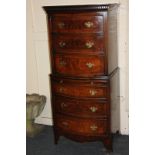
90 125 98 131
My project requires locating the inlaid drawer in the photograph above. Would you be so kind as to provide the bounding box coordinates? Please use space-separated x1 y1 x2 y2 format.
52 77 109 99
55 114 108 136
52 14 104 33
54 53 107 77
54 95 108 118
52 34 105 53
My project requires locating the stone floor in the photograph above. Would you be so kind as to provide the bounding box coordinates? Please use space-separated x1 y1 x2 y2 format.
27 126 129 155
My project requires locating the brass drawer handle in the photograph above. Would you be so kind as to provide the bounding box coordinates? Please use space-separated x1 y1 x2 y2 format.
59 60 66 66
62 121 68 126
61 102 67 108
89 90 97 96
58 22 65 28
86 62 94 69
90 125 98 131
89 106 98 112
59 41 66 47
85 41 94 48
84 21 94 28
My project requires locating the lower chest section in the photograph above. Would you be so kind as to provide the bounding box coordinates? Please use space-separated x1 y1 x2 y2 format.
51 76 111 136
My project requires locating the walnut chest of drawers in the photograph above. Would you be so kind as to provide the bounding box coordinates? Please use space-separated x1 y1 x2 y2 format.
43 4 118 151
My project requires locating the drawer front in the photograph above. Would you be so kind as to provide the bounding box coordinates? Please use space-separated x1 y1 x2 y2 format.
52 78 109 98
52 14 104 33
53 34 104 53
54 95 108 118
54 54 107 77
55 114 108 135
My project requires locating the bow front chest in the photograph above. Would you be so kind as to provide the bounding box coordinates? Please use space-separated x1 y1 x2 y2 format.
43 4 118 151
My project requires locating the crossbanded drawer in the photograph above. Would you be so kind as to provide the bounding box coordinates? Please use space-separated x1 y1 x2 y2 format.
51 13 104 33
53 53 107 77
54 95 108 118
55 114 108 136
52 34 105 53
52 77 109 99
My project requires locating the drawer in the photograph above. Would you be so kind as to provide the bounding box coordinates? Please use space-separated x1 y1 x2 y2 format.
54 95 108 118
55 114 108 136
52 77 109 99
51 14 104 33
54 53 107 77
52 34 105 53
